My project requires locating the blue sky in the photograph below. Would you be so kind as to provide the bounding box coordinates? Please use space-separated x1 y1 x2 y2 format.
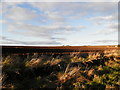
0 1 118 46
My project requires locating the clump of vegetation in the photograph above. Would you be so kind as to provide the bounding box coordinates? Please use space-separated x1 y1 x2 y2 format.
1 50 120 89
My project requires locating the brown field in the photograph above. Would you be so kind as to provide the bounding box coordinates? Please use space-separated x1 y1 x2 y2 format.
1 45 119 55
1 45 120 89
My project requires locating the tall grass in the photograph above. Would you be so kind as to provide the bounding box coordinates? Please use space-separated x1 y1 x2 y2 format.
1 50 120 89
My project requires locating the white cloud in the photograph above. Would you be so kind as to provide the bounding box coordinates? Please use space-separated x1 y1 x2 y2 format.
0 20 2 24
3 2 117 23
46 11 65 21
30 2 117 17
90 15 117 22
1 36 62 45
4 6 39 21
89 14 117 25
107 23 118 30
92 23 118 35
90 13 118 35
1 2 24 14
92 40 118 44
0 19 8 24
3 20 85 40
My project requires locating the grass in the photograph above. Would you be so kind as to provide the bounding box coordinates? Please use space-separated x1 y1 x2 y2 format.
1 50 120 89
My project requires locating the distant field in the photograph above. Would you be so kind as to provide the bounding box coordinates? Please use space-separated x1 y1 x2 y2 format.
1 45 119 55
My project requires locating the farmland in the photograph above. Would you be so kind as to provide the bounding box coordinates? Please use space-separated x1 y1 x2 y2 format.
1 45 120 89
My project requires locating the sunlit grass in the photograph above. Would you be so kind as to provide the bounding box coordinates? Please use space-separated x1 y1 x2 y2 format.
1 50 120 89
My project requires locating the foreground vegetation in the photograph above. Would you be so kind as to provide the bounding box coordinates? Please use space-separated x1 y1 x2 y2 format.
1 50 120 89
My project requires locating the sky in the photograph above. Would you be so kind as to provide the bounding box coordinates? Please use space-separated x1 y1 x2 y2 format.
0 1 119 46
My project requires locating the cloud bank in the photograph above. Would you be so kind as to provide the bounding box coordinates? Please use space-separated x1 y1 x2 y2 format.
1 2 118 45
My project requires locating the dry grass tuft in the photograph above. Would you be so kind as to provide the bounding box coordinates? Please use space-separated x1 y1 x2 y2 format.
25 58 42 67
